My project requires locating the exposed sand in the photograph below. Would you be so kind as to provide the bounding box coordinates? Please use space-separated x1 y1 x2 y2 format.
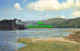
31 37 80 44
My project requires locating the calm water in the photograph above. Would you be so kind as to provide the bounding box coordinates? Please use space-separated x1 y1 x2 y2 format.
0 28 80 51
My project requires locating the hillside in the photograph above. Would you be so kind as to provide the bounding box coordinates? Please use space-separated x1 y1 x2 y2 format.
57 18 80 28
23 17 80 28
42 18 67 27
23 18 67 27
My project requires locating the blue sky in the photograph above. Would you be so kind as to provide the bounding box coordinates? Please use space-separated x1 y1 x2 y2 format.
0 0 79 21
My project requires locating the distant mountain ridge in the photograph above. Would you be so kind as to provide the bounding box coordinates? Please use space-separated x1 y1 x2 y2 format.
23 17 80 28
42 18 67 27
23 20 37 26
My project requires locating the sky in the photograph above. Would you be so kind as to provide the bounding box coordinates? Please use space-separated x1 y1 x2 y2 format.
0 0 80 21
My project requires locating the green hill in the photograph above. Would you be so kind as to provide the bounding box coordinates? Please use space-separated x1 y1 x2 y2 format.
57 18 80 28
42 18 67 27
24 17 80 28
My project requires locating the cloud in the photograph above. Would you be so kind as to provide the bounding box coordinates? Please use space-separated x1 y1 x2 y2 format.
14 3 23 11
26 0 75 12
75 0 80 11
72 11 80 17
26 0 80 12
71 0 80 17
60 16 66 18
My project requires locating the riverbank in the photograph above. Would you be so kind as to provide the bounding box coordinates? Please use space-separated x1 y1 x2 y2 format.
31 37 80 44
17 37 80 51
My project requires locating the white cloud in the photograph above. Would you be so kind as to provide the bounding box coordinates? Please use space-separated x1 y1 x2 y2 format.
60 16 66 18
26 0 76 12
61 0 74 9
75 0 80 11
26 0 80 12
26 0 80 18
71 0 80 17
14 3 23 11
72 11 80 17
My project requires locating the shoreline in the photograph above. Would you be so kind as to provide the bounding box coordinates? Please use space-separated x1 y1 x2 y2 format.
17 37 80 51
17 37 80 44
31 37 80 44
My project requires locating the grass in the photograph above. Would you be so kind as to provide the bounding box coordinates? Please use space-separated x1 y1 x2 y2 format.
16 38 80 51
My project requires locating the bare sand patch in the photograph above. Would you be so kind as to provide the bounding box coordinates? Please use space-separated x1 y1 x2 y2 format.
31 37 80 44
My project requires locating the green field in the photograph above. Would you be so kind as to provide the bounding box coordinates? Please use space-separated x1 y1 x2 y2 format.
17 38 80 51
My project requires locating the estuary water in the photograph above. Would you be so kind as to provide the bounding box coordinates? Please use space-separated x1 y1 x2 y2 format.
0 28 80 51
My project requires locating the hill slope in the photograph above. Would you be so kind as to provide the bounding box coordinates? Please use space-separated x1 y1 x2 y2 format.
57 18 80 28
23 17 80 28
42 18 67 27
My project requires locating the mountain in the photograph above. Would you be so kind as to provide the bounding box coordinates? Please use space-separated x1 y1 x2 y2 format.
23 18 67 27
57 17 80 28
22 20 37 26
23 17 80 28
42 18 67 27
